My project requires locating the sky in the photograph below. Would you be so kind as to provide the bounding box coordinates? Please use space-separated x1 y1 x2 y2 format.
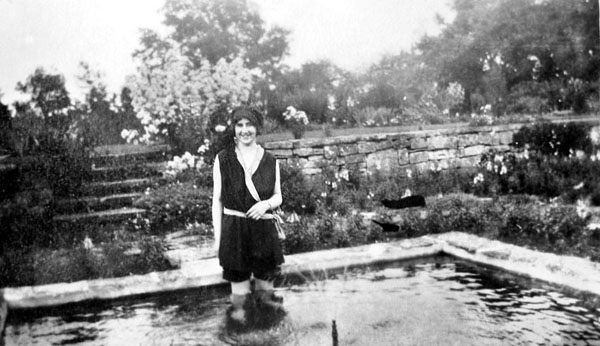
0 0 453 105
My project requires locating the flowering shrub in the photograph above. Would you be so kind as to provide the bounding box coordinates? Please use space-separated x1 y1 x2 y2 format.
283 106 309 139
126 42 254 150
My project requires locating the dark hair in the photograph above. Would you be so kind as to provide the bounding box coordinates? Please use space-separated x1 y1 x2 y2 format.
230 106 264 129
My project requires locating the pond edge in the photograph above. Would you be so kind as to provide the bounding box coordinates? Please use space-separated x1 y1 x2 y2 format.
2 232 600 312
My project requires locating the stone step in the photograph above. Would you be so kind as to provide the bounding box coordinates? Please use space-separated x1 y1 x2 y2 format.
82 178 154 196
53 207 146 224
89 162 165 182
90 144 171 167
53 193 143 214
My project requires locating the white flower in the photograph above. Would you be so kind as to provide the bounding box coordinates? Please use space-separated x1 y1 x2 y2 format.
473 173 485 185
287 212 300 223
339 169 349 181
590 126 600 145
283 106 309 125
576 200 590 219
499 165 507 175
83 236 94 250
321 192 327 198
215 124 226 132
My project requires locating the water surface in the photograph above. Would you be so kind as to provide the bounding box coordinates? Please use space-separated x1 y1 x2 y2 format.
4 256 600 345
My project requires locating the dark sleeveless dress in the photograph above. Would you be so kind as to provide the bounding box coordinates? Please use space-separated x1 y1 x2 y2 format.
217 148 285 273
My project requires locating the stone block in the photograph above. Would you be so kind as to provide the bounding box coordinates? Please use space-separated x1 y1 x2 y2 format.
294 147 324 157
409 151 430 164
304 156 328 168
323 145 339 159
428 136 454 149
338 144 359 156
357 142 378 154
498 132 514 145
264 141 293 149
463 145 487 157
269 149 293 158
479 133 495 145
398 149 409 165
429 149 456 161
375 140 394 151
345 153 366 164
457 134 479 147
366 149 398 172
409 137 428 150
478 248 510 260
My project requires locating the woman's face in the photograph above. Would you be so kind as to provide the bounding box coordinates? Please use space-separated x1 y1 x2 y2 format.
234 118 257 146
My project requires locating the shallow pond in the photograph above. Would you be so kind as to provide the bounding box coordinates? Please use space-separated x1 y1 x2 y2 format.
4 256 600 345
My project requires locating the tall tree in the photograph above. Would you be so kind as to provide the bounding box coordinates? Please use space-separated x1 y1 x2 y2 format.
416 0 599 113
16 67 71 119
136 0 289 78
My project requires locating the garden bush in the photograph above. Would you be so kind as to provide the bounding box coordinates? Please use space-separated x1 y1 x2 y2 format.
473 149 600 205
133 181 212 233
0 190 55 250
513 121 593 156
279 162 319 215
395 194 596 260
0 237 174 286
281 212 381 255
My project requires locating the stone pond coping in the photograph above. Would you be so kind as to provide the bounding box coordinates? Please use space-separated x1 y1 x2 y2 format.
3 231 600 316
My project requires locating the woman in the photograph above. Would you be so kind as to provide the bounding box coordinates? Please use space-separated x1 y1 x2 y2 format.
212 106 285 324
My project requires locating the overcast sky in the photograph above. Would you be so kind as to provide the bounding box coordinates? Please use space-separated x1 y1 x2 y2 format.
0 0 453 104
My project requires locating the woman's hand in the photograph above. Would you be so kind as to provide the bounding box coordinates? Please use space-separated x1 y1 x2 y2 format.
246 201 270 220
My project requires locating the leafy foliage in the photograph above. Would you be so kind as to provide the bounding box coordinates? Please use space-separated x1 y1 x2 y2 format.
133 181 213 233
513 121 593 156
158 0 289 72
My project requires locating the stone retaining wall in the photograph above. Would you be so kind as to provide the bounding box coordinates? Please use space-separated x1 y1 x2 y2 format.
263 124 521 176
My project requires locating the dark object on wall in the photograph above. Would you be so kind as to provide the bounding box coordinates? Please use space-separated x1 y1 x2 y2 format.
371 219 400 233
381 195 426 209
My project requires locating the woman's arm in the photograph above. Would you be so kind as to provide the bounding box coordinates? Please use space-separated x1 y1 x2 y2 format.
266 160 283 209
212 155 223 252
